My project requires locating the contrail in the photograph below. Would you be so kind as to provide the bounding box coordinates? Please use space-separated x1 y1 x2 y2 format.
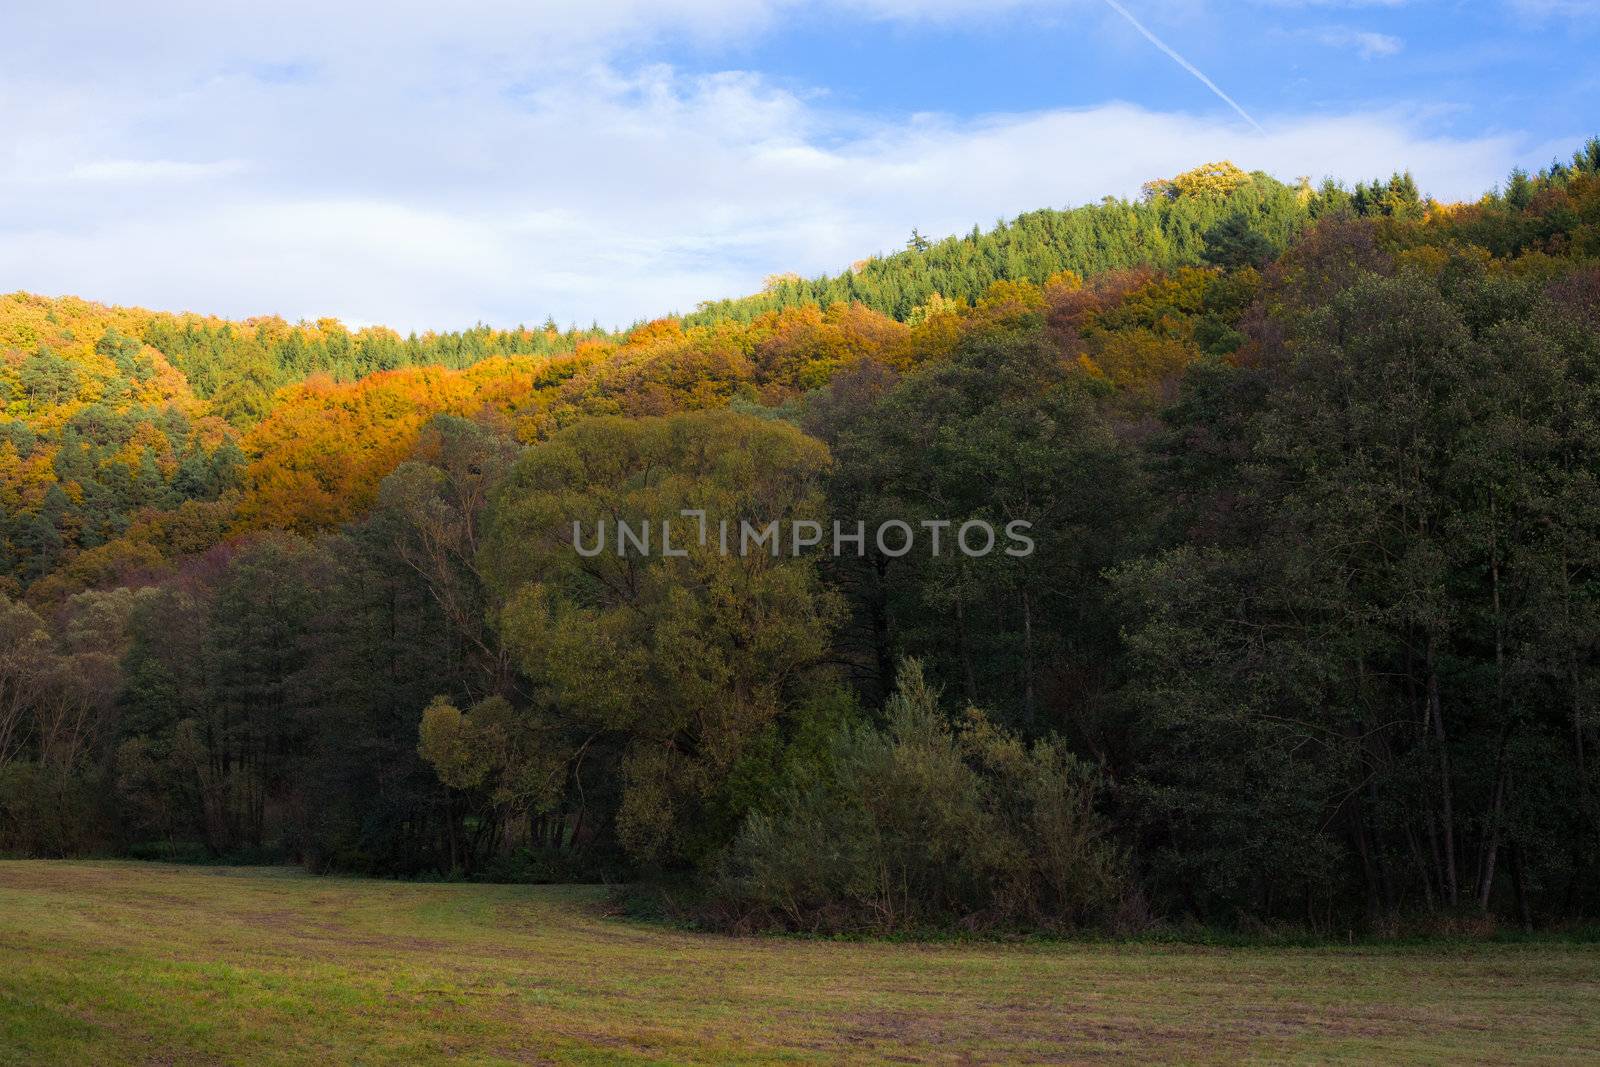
1100 0 1266 135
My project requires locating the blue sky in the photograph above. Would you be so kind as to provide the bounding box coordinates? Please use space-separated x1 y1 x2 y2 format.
1 1 1594 332
699 3 1594 146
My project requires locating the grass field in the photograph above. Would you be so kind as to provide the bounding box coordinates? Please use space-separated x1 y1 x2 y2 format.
1 862 1598 1064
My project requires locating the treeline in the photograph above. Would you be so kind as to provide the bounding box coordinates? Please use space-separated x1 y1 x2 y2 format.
0 294 607 594
681 160 1424 326
142 316 608 418
2 144 1600 936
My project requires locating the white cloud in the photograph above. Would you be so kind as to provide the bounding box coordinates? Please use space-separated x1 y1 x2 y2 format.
1508 0 1600 16
1316 28 1403 57
0 2 1556 331
65 159 247 183
1250 1 1408 8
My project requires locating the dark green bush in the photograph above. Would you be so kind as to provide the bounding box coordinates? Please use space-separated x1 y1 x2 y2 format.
711 660 1125 933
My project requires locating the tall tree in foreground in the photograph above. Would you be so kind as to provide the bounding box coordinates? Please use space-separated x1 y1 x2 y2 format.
826 299 1146 733
1119 249 1600 925
475 409 844 866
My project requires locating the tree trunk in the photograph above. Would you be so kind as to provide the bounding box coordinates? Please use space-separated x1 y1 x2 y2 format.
1477 765 1508 913
1404 822 1435 913
1426 644 1458 908
1509 841 1533 932
445 792 460 873
954 578 977 706
870 555 894 705
1478 519 1507 914
1020 584 1036 725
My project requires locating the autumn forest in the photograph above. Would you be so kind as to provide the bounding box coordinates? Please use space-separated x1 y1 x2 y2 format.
4 146 1600 934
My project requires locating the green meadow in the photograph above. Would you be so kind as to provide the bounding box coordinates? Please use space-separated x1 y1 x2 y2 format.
2 861 1597 1064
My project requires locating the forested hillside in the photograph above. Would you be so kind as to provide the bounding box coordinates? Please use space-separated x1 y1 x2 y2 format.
682 160 1431 324
0 296 606 594
3 143 1600 934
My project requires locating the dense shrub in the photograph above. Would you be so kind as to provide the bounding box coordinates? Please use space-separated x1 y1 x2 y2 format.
0 762 112 856
711 660 1124 933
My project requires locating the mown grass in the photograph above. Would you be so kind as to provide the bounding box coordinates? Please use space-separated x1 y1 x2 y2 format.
1 861 1597 1064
